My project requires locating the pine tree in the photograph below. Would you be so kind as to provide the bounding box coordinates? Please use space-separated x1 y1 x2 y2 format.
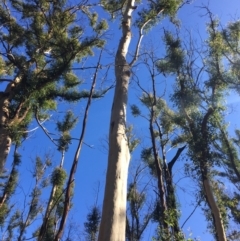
84 206 101 241
1 1 240 240
0 0 106 172
37 111 76 241
0 2 107 239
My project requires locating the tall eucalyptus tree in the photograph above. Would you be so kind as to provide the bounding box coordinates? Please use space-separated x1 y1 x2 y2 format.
98 0 184 240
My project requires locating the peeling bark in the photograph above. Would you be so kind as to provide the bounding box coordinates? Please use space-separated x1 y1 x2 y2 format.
98 1 135 240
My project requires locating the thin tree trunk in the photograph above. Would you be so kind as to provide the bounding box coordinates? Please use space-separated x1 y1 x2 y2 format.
38 185 57 241
149 118 168 238
166 146 186 238
38 152 65 241
98 1 135 240
149 78 168 238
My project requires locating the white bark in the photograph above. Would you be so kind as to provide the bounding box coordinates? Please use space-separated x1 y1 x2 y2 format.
98 1 135 240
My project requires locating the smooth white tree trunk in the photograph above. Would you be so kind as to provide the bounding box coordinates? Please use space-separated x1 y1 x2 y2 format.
98 1 135 240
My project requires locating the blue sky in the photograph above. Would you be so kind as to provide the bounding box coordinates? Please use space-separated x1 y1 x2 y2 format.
2 0 240 240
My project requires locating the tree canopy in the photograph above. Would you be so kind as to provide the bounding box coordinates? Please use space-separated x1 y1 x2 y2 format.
0 0 240 241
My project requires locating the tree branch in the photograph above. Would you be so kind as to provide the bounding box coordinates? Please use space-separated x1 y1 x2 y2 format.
54 50 103 241
181 199 201 229
168 145 186 173
129 10 164 67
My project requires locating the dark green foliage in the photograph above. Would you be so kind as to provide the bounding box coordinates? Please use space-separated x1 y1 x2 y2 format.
141 147 157 177
58 132 72 152
233 129 240 147
100 0 183 31
130 104 141 117
127 183 145 208
156 19 240 238
84 206 101 241
126 125 140 153
56 111 78 152
57 111 78 133
0 149 21 231
100 0 125 16
54 185 67 218
4 168 18 198
131 54 184 239
136 0 183 29
0 0 107 145
0 154 20 239
0 203 8 227
3 152 21 199
126 179 153 241
43 217 56 241
156 31 184 73
218 128 240 184
6 210 21 241
5 155 52 241
51 168 67 186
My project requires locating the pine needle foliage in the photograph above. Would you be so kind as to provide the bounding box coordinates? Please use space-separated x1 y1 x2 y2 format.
155 17 240 238
0 0 107 149
84 206 101 241
131 56 185 240
56 110 78 152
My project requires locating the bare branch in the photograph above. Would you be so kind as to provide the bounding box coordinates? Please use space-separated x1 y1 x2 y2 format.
55 50 103 241
129 10 164 67
35 113 59 147
181 199 201 229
